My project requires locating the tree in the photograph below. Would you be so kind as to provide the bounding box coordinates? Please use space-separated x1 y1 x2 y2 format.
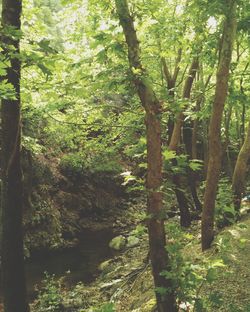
1 0 29 311
201 0 237 251
168 56 200 224
114 0 177 311
232 120 250 210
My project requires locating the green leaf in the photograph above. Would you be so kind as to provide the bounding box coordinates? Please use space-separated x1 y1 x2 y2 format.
189 159 203 171
163 150 176 161
209 292 223 307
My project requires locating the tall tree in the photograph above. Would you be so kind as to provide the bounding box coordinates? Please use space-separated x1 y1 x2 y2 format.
114 0 177 311
201 0 237 250
232 120 250 210
162 51 192 226
1 0 29 311
169 56 201 217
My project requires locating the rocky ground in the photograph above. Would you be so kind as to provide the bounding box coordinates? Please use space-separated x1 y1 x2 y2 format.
5 151 250 312
22 152 129 253
49 210 250 312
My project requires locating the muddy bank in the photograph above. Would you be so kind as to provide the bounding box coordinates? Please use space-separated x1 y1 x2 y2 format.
22 152 127 252
0 228 118 304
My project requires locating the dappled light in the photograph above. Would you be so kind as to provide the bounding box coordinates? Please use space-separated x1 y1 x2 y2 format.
0 0 249 311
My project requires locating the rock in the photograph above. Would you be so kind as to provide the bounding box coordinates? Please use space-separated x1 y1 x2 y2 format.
142 299 156 312
98 259 113 272
131 299 156 312
126 236 140 248
100 279 123 290
240 205 250 215
66 238 79 248
109 235 126 250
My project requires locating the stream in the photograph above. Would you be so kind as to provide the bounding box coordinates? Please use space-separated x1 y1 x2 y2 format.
1 228 116 300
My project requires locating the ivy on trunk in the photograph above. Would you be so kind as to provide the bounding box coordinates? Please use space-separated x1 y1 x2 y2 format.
1 0 29 311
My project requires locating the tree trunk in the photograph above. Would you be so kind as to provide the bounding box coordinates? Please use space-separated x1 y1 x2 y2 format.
201 0 237 251
181 58 202 212
202 119 209 177
173 173 192 227
168 57 202 215
168 57 199 151
1 0 29 311
183 123 202 212
232 121 250 211
115 1 177 311
222 104 233 177
162 54 192 226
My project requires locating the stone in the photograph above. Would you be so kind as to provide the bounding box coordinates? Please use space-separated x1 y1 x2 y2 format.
142 299 156 312
98 259 113 272
100 279 123 290
126 236 140 248
109 235 126 250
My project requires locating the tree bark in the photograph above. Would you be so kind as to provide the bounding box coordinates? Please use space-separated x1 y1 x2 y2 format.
167 57 201 219
115 1 177 311
168 57 199 151
232 121 250 211
201 0 237 250
240 63 248 145
221 103 233 176
162 52 192 226
183 123 202 212
1 0 29 311
181 58 202 212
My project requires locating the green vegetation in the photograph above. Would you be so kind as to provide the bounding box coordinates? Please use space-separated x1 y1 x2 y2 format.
0 0 250 311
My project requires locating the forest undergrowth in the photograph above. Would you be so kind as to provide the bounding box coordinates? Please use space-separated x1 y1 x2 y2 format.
30 205 250 312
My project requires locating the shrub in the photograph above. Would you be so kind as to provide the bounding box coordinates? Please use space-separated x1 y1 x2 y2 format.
33 273 64 312
215 178 237 228
160 222 226 311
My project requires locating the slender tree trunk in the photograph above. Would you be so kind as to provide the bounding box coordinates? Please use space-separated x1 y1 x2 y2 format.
172 174 192 227
232 121 250 211
192 119 198 160
201 0 237 250
1 0 29 311
168 57 199 151
241 102 246 145
183 57 202 211
181 58 202 212
197 72 212 178
240 63 248 145
168 57 202 214
162 54 192 226
222 105 233 176
115 1 177 311
202 119 209 177
183 123 202 212
161 57 176 144
192 89 205 160
236 109 241 144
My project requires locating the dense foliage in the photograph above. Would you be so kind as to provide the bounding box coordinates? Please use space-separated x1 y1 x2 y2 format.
0 0 250 311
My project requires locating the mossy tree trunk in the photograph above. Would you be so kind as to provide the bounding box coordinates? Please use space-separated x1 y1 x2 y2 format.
232 121 250 210
201 0 237 251
1 0 29 311
115 0 177 311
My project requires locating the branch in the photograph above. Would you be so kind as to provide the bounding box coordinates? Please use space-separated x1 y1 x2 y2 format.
173 48 182 83
46 113 142 129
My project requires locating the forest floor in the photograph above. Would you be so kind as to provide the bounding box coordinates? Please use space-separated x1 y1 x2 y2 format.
5 204 250 312
75 208 250 312
206 213 250 311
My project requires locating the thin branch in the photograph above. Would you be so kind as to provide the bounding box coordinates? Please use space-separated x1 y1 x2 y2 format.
173 48 182 83
46 113 143 129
